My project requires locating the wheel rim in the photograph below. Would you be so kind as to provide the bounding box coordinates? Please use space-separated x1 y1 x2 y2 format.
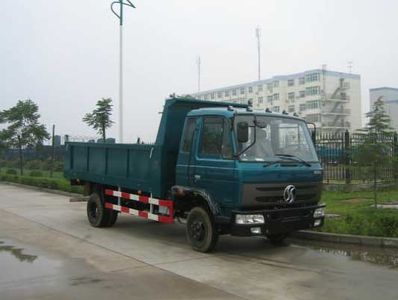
189 220 205 241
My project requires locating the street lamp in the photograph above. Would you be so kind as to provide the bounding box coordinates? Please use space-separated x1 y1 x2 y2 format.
110 0 136 143
255 26 261 81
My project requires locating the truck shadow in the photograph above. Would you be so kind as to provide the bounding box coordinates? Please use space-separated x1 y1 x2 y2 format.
112 214 288 254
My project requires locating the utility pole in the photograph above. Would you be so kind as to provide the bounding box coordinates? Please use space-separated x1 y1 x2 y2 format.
255 26 261 81
197 56 201 92
50 124 55 178
347 61 353 74
111 1 136 143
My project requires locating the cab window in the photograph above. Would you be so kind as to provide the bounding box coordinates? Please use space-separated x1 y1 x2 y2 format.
181 118 196 153
199 117 233 159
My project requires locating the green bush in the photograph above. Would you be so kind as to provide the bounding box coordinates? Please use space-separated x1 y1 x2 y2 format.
25 160 45 170
6 169 17 175
29 170 44 177
2 159 20 169
321 210 398 238
0 173 83 194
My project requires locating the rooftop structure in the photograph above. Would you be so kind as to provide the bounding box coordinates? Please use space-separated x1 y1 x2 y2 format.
190 68 362 133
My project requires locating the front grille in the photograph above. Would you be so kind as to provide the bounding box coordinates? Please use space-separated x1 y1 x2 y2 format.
242 182 322 208
255 194 317 203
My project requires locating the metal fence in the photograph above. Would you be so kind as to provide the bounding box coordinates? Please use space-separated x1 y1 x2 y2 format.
315 130 398 183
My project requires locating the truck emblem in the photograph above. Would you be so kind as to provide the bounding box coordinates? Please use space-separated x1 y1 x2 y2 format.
283 185 296 203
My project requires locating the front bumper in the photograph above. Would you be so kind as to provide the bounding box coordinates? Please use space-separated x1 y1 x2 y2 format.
229 204 326 237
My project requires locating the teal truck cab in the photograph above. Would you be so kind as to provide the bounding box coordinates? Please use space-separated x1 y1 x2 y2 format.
65 97 325 252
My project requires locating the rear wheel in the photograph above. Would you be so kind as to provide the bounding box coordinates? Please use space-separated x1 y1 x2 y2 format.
106 211 118 227
87 192 112 227
186 207 218 253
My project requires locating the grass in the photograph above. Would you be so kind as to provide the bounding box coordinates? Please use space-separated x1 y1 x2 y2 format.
319 190 398 238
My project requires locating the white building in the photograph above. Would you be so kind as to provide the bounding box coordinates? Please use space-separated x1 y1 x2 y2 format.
190 69 362 133
369 87 398 131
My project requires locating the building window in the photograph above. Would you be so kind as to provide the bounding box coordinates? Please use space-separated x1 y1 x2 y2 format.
288 92 295 100
305 114 321 123
267 83 273 90
257 84 263 92
306 86 320 96
299 90 305 98
258 96 264 104
299 104 306 111
288 105 295 113
248 86 253 93
225 90 230 97
273 81 279 88
272 106 280 112
299 77 305 85
306 100 320 110
240 87 245 95
288 79 294 86
217 91 222 98
305 73 320 82
273 93 279 101
232 89 237 96
267 95 273 103
210 93 215 99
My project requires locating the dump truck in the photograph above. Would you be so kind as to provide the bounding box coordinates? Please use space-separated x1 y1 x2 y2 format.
64 97 325 252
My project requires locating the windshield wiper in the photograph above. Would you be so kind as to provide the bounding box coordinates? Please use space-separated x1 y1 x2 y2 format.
274 154 311 167
263 160 284 167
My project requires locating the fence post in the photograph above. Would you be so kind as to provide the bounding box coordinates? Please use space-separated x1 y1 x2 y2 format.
394 132 398 181
344 130 351 184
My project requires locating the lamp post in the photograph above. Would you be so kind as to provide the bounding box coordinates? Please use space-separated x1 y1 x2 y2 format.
255 26 261 81
110 1 135 143
197 56 201 92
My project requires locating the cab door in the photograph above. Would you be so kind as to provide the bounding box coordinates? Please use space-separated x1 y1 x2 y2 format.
176 117 199 187
191 116 237 208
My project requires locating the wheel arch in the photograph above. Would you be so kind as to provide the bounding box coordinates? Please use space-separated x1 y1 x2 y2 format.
171 185 220 217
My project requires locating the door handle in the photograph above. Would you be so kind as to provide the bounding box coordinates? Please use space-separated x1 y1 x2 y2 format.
193 174 201 182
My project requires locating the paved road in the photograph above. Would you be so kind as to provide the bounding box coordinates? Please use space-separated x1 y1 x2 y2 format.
0 183 397 300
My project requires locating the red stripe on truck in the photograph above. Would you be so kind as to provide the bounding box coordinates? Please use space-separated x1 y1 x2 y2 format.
104 189 174 224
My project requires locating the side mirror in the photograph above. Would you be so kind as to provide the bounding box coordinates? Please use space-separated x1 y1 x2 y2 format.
237 122 249 143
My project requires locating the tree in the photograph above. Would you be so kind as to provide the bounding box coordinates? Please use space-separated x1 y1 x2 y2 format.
83 98 114 141
0 100 50 175
354 97 394 207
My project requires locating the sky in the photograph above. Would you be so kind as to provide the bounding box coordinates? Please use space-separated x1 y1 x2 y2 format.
1 0 398 143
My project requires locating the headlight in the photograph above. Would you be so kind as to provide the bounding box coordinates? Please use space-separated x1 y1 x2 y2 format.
313 208 325 218
235 214 265 224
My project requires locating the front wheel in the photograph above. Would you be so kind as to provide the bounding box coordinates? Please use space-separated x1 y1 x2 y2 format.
186 207 218 253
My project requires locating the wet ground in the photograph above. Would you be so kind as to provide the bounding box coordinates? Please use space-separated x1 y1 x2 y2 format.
0 183 397 300
290 238 398 268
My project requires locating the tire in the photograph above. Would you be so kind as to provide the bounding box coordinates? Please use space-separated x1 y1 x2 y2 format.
106 211 119 227
266 233 288 245
186 207 218 253
87 192 111 227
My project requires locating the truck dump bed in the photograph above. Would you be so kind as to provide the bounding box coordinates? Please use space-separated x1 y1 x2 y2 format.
64 98 247 198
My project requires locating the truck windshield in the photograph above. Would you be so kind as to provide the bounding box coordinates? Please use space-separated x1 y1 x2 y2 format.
234 115 318 163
